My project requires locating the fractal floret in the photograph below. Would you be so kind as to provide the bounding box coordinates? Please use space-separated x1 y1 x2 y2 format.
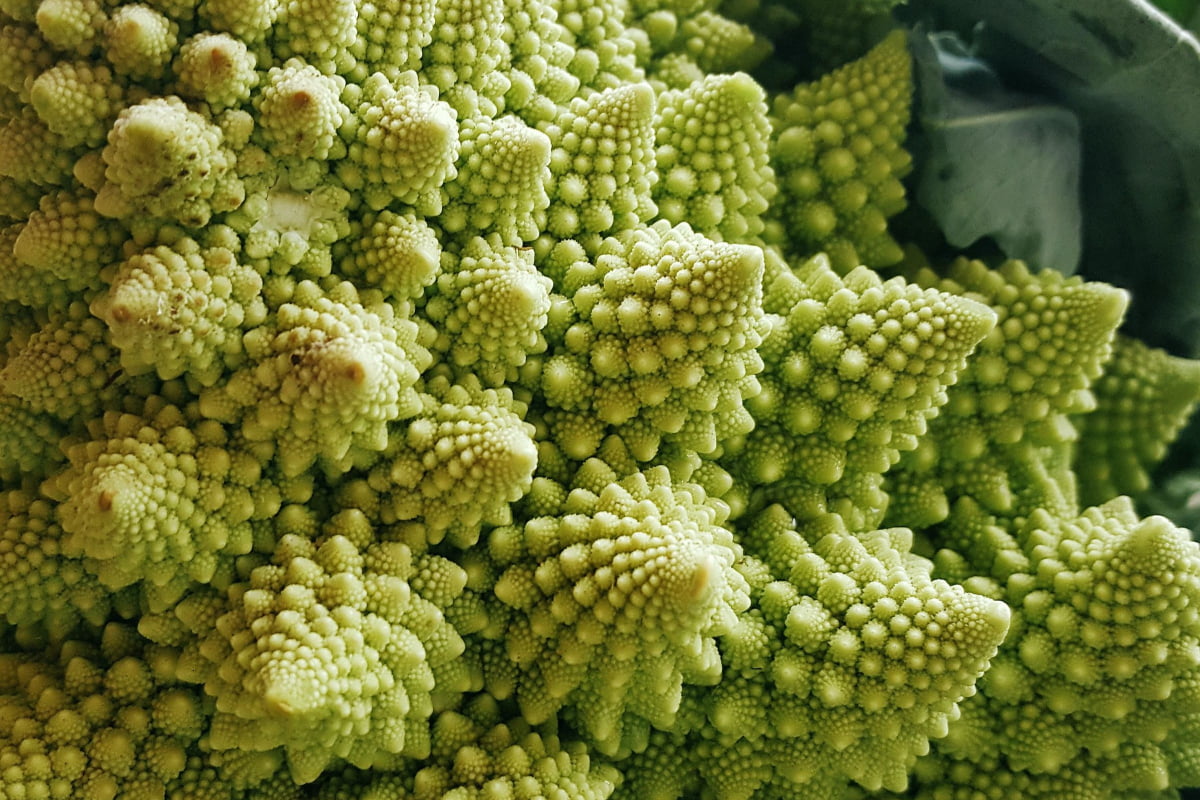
1 0 1199 798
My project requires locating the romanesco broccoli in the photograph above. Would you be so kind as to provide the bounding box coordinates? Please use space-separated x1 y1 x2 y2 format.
1 0 1198 798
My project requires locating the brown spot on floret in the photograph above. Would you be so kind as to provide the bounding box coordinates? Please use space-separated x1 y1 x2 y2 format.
343 361 366 385
288 90 313 111
207 45 232 72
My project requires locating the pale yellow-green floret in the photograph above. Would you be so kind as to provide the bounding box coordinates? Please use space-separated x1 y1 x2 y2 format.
483 458 751 756
769 30 912 272
886 258 1130 528
424 234 554 386
441 113 552 245
140 529 467 784
0 1 1198 798
28 60 124 147
12 188 124 293
174 33 260 110
539 220 767 461
339 208 442 300
366 373 539 546
253 59 348 160
91 236 268 386
653 71 776 241
196 280 432 477
1074 335 1200 506
46 395 291 609
94 96 243 226
722 251 995 530
888 500 1200 800
338 71 460 214
537 82 658 247
0 301 120 419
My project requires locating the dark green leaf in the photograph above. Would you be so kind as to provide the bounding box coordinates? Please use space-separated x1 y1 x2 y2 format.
911 29 1083 274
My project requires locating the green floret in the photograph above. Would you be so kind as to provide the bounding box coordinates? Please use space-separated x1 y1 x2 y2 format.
94 96 243 227
365 373 539 546
539 220 767 461
0 177 41 221
142 529 467 784
620 506 1010 798
478 456 750 756
349 0 434 81
919 258 1129 444
910 499 1200 798
723 252 995 531
645 53 704 92
0 486 132 636
441 114 552 245
253 60 348 160
169 758 304 800
47 394 293 609
0 624 214 800
0 300 122 420
0 223 59 307
652 71 776 241
554 0 628 50
339 209 442 301
273 0 356 76
552 0 641 93
314 696 621 799
10 188 124 297
796 0 904 75
1074 335 1200 507
139 0 196 23
91 236 267 386
0 393 64 481
670 10 771 75
759 513 1007 793
499 0 580 120
102 4 178 80
768 30 912 271
0 0 37 18
28 60 124 147
2 22 58 88
197 0 277 45
536 82 658 248
0 107 80 187
420 0 510 117
424 234 553 386
887 258 1129 527
872 749 1121 800
339 71 460 214
174 33 259 111
198 280 432 477
635 1 768 90
925 496 1027 586
33 0 105 55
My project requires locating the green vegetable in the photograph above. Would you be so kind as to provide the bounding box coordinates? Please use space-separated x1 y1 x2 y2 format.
1 0 1199 799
